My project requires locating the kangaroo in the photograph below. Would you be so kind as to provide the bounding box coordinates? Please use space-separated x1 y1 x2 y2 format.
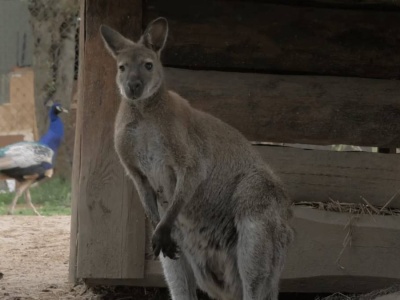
100 17 293 300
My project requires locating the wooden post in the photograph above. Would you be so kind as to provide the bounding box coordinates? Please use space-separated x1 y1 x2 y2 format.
69 0 86 283
69 0 145 281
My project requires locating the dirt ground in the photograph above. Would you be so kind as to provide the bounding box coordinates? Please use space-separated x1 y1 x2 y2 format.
0 216 183 300
0 216 88 300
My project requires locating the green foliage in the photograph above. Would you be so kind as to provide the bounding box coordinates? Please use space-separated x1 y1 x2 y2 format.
0 177 71 216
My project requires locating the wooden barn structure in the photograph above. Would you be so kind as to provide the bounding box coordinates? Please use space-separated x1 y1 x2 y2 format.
0 67 38 147
70 0 400 293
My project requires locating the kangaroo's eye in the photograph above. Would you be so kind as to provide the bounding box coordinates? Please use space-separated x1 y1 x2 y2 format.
145 62 153 71
119 65 125 72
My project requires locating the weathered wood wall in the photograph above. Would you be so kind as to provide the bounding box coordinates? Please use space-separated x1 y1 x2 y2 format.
145 0 400 79
70 0 400 293
165 68 400 147
256 146 400 207
146 0 400 147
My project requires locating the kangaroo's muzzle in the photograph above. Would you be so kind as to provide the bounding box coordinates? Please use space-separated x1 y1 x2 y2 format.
128 80 143 99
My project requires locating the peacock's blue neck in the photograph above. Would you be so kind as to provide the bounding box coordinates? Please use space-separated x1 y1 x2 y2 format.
38 116 64 156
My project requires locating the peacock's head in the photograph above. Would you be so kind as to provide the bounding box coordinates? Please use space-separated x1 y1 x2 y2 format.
45 100 68 119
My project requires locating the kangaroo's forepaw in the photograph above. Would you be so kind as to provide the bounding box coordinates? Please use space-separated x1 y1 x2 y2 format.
152 225 180 260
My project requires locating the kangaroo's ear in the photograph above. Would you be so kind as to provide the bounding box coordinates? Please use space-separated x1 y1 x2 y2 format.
141 17 168 54
100 25 134 57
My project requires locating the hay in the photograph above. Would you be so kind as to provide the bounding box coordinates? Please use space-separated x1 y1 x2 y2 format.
318 292 352 300
335 215 357 270
359 285 400 300
295 196 400 216
318 285 400 300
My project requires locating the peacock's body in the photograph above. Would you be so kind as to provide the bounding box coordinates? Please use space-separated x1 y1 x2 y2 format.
0 142 54 181
0 102 67 215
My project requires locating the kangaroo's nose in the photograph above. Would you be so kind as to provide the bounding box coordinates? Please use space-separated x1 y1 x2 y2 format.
128 80 143 96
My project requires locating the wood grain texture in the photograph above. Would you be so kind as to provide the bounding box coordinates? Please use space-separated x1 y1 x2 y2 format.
165 68 400 147
69 0 85 283
255 146 400 208
144 0 400 79
87 207 400 293
74 0 145 279
282 207 400 292
86 260 165 288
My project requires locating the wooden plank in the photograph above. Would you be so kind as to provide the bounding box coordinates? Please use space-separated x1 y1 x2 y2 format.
86 260 165 288
165 68 400 147
68 0 86 283
75 0 145 279
86 207 400 293
246 0 400 11
144 0 400 79
255 146 400 208
281 207 400 293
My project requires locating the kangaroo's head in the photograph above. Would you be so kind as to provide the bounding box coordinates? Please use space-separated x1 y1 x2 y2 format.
100 18 168 101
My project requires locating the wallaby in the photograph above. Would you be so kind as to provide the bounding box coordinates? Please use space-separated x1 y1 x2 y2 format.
100 17 293 300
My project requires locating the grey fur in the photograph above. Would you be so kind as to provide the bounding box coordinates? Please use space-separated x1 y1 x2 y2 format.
100 17 293 300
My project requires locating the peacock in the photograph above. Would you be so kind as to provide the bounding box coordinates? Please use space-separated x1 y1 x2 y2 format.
0 101 68 215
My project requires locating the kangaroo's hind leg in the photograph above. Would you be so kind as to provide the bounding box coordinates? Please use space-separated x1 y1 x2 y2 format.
160 253 198 300
237 215 292 300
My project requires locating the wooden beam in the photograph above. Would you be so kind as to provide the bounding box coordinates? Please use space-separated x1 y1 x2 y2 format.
247 0 400 11
165 68 400 147
144 0 400 79
85 207 400 293
85 260 165 288
255 146 400 208
281 207 400 293
73 0 145 280
68 0 86 283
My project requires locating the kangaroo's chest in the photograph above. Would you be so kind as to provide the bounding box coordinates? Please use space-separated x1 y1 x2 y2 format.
115 118 174 197
116 119 163 166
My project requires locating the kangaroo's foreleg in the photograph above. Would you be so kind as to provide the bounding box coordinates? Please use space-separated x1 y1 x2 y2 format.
152 167 201 259
130 169 160 228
